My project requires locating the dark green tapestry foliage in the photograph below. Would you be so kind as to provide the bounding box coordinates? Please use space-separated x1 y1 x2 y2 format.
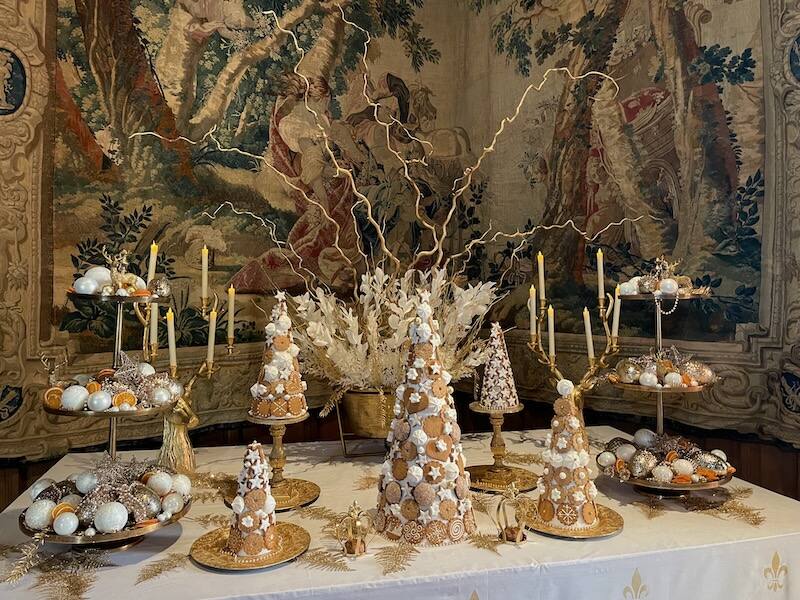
689 45 756 86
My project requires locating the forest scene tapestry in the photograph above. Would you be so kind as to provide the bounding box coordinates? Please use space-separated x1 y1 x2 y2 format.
53 0 765 352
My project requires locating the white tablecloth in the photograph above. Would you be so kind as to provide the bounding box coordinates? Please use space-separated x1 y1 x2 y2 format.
1 426 797 600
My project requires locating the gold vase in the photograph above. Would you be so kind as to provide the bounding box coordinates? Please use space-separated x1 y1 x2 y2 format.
341 389 393 439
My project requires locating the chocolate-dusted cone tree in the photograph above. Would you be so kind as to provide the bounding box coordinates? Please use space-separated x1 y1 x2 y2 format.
249 291 308 419
479 322 520 410
375 292 476 545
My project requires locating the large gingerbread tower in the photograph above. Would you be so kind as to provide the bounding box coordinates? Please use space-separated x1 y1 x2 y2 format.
375 292 476 545
479 322 520 410
225 442 278 557
249 292 308 419
535 381 599 530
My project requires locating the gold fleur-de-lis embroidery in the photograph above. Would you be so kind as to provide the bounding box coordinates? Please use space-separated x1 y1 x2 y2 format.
623 569 648 599
764 552 788 591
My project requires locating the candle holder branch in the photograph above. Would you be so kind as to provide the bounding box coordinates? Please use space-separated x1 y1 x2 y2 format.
527 292 619 408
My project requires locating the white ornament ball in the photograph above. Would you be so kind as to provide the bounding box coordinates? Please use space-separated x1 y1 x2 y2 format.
672 459 694 476
84 266 111 286
619 281 638 296
119 403 134 412
24 499 56 530
168 381 184 398
53 511 79 536
151 387 172 405
134 276 147 290
615 444 637 462
73 276 99 295
94 501 129 533
87 390 113 412
710 449 728 462
170 474 192 497
66 472 80 482
597 451 617 468
116 288 129 297
161 492 185 515
659 278 679 295
556 379 575 397
638 371 659 388
633 428 657 448
75 472 98 494
61 385 89 410
85 527 96 536
62 494 82 508
137 362 156 377
146 471 173 496
663 372 683 388
29 478 55 500
614 444 636 462
651 465 674 483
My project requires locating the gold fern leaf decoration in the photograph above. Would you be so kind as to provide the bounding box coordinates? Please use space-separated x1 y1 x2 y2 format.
136 553 189 585
296 547 354 572
375 543 419 575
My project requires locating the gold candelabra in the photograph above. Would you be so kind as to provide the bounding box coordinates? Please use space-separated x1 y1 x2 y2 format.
527 294 619 408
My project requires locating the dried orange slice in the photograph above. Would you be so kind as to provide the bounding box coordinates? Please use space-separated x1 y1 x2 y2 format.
134 518 159 528
112 390 137 407
43 387 63 409
132 289 151 297
671 474 692 484
665 450 679 463
52 502 75 519
96 368 116 381
85 380 101 394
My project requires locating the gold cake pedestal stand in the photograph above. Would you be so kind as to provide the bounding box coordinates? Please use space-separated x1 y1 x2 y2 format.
466 402 537 492
245 412 320 511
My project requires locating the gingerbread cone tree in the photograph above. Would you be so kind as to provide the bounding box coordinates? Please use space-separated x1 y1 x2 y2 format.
226 441 278 558
249 292 307 419
479 322 520 410
375 292 476 545
535 380 599 530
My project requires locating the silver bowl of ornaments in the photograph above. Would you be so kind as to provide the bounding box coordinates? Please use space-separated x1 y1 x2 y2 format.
19 460 192 548
596 429 735 497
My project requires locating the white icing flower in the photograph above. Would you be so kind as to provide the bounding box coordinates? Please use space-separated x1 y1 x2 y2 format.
544 433 552 446
409 429 428 447
443 421 453 435
263 365 279 381
549 452 564 468
567 416 580 430
431 364 441 375
430 333 442 347
409 392 421 404
550 488 561 501
428 395 445 412
276 314 292 332
413 357 426 368
556 436 568 450
573 491 586 503
249 383 267 399
407 465 423 485
265 323 276 336
288 344 300 357
275 383 284 395
241 515 254 528
578 450 590 467
415 323 432 342
558 471 567 480
428 465 442 479
443 462 459 481
407 368 419 380
417 303 433 320
435 439 447 452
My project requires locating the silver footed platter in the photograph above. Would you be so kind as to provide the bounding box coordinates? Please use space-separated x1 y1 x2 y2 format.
18 501 192 550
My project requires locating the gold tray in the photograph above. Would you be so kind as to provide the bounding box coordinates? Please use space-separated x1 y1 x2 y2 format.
617 292 708 301
616 472 733 496
519 503 624 540
610 381 711 394
43 402 174 419
67 291 167 305
224 478 320 512
19 501 191 547
467 464 538 493
190 522 310 571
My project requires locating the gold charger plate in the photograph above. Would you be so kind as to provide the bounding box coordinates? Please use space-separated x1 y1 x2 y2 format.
19 501 191 548
518 502 624 540
43 402 174 419
190 522 310 571
618 472 733 497
224 478 320 512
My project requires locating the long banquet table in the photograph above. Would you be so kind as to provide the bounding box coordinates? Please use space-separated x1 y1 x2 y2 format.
1 425 797 599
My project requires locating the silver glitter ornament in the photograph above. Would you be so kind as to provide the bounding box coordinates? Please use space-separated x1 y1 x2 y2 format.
130 482 161 519
629 449 658 478
691 452 729 476
147 277 171 298
638 276 658 294
605 437 632 453
615 359 642 384
681 360 715 385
